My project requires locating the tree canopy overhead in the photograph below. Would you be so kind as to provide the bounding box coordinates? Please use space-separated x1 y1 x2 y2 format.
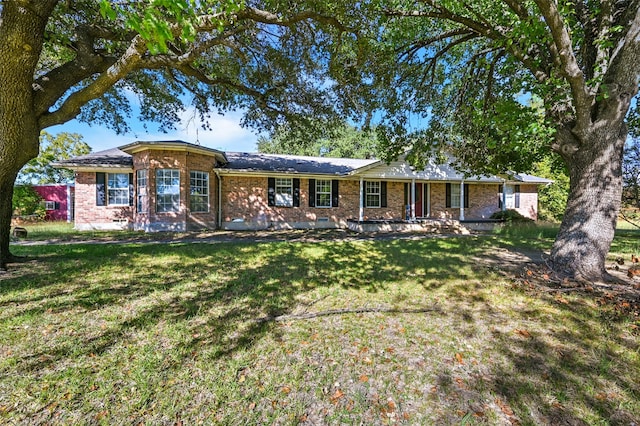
257 123 379 159
337 0 639 280
0 0 363 270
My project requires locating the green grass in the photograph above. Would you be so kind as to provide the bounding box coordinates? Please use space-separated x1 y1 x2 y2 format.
1 233 639 424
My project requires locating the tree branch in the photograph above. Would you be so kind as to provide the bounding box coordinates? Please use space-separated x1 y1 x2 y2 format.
38 34 149 128
533 0 594 138
36 6 349 130
502 0 530 20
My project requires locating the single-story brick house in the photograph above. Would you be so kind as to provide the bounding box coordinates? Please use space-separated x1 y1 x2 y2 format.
54 140 551 232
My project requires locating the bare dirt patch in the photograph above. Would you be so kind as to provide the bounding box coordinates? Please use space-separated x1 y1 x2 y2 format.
474 247 640 319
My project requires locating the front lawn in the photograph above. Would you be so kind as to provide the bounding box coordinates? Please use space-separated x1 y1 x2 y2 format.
1 233 638 424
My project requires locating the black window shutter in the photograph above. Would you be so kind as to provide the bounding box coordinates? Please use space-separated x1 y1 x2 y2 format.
54 202 60 210
361 181 366 207
332 180 339 207
381 181 387 208
293 178 300 207
464 183 470 208
129 173 134 206
267 177 275 206
309 179 316 207
445 183 451 208
424 184 429 207
96 172 106 206
515 185 521 208
403 183 409 205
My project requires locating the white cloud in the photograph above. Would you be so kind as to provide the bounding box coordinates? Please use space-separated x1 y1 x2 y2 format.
49 108 260 153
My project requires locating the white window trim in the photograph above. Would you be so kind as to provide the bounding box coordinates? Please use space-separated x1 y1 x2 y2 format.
107 173 130 206
156 169 180 213
450 183 462 209
44 201 56 210
190 171 210 213
315 179 332 208
275 178 293 207
137 169 148 213
365 181 381 208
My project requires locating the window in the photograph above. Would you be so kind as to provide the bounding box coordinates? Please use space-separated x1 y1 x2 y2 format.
107 173 130 206
275 178 293 207
190 171 209 213
500 184 520 209
450 183 462 208
156 169 180 213
315 179 332 208
44 201 56 210
446 183 469 208
137 169 148 213
365 181 381 208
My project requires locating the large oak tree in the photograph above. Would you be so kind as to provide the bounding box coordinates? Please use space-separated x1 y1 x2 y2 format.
0 0 357 270
355 0 640 281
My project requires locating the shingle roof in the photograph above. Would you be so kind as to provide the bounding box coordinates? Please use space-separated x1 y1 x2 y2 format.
509 172 554 184
221 152 378 175
53 148 132 168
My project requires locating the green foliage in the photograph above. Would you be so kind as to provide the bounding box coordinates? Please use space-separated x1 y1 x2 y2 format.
257 123 379 158
532 157 569 222
17 132 91 184
12 186 45 219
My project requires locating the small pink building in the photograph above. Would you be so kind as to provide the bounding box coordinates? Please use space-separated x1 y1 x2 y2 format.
32 184 74 221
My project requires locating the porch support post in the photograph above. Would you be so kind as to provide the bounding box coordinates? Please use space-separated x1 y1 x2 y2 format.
359 178 364 221
426 183 431 217
66 183 72 223
411 178 416 220
215 171 223 229
502 180 507 211
459 180 465 221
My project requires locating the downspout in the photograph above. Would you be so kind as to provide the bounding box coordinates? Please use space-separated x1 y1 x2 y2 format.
359 178 364 221
459 179 465 221
426 183 431 217
214 170 222 229
66 183 72 223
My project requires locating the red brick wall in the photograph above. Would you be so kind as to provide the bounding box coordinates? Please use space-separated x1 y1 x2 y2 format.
74 172 133 230
220 176 405 225
514 184 539 220
132 150 218 230
429 183 502 220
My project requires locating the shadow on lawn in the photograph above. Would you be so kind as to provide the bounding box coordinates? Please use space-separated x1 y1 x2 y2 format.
2 237 638 423
1 238 470 368
432 278 639 424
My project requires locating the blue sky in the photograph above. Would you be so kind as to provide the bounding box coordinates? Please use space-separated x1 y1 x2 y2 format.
49 108 261 154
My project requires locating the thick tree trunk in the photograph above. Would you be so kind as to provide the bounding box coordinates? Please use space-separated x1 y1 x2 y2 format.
550 125 626 281
0 2 54 271
0 172 19 271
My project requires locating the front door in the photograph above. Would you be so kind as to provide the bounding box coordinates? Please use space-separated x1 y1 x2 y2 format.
415 183 423 217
